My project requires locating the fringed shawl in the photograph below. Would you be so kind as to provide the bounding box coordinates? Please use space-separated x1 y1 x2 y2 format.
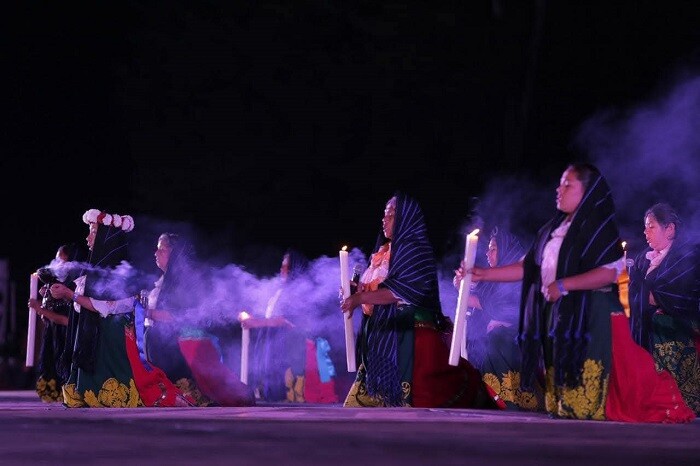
364 191 442 406
73 224 135 373
629 238 700 353
520 172 623 388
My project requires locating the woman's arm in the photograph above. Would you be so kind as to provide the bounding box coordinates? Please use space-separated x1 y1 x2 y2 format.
28 299 69 326
340 287 398 317
146 309 174 322
471 261 524 283
543 266 617 302
49 283 98 313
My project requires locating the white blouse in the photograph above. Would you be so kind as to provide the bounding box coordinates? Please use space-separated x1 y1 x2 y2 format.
540 220 625 295
72 274 137 318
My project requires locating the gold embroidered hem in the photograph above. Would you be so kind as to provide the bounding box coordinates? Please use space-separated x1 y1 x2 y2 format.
545 360 609 420
62 378 143 408
343 364 411 408
285 368 305 403
36 376 63 403
175 377 214 407
482 371 541 411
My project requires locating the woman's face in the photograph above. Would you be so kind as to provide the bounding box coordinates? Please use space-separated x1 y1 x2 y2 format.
155 237 172 272
382 199 396 239
486 237 498 268
644 214 674 252
86 223 98 251
280 254 290 281
556 168 585 215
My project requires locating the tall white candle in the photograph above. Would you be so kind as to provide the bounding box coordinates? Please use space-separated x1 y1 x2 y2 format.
26 273 39 367
241 327 250 385
339 246 356 372
449 229 479 366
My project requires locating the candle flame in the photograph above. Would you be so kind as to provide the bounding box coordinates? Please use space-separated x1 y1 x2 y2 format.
470 228 480 236
238 311 250 321
341 245 348 251
621 240 627 250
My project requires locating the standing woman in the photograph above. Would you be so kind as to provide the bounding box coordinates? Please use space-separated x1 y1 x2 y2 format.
627 203 700 414
341 192 499 409
49 210 190 407
472 163 625 420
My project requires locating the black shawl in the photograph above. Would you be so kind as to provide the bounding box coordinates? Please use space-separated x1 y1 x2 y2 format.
363 191 442 406
628 238 700 353
475 228 525 325
72 223 136 373
519 172 623 388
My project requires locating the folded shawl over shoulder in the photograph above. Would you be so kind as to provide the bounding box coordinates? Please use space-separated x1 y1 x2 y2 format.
364 191 443 406
519 172 624 388
628 238 700 353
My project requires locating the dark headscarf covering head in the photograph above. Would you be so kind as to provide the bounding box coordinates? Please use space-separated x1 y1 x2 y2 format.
520 163 623 388
157 233 200 319
364 191 442 405
283 248 309 281
474 227 525 324
629 203 700 352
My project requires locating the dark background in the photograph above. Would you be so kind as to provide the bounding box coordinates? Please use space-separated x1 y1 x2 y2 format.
3 1 700 329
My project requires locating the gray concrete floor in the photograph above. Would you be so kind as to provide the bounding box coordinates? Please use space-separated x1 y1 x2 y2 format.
0 390 698 465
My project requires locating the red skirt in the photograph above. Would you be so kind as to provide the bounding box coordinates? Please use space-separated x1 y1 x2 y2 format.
605 313 695 423
178 337 256 407
124 326 191 407
412 326 503 409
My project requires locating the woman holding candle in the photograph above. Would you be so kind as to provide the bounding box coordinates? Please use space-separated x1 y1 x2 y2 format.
622 203 700 415
144 232 255 406
340 192 500 408
244 249 340 403
28 243 84 402
470 163 626 419
454 227 541 410
49 209 191 408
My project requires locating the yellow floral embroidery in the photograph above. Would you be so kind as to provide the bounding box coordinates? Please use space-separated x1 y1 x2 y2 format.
342 364 410 407
655 340 700 413
62 378 142 408
483 371 541 410
482 373 500 396
62 383 86 408
176 378 213 407
558 359 608 420
36 377 63 403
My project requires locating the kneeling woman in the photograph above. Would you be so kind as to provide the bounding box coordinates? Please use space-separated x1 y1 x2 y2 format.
50 209 190 408
340 192 500 409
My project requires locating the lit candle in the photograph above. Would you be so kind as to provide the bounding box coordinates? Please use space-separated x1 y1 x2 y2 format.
622 240 630 272
26 273 38 367
238 311 250 384
339 246 356 372
449 229 479 366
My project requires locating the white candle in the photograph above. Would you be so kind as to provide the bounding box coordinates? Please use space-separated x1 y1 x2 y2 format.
622 240 630 272
26 273 38 367
239 311 250 384
449 229 479 366
339 246 356 372
241 327 250 385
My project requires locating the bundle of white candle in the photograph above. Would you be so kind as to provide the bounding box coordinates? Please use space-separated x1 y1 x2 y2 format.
449 229 479 366
339 246 356 372
26 273 39 367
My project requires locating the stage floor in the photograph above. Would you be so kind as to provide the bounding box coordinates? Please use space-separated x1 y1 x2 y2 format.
0 390 698 465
